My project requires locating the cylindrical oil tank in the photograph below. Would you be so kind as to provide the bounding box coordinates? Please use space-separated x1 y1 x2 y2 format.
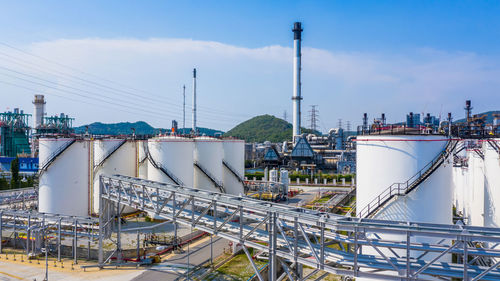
136 140 148 179
38 137 90 217
222 139 245 196
194 137 223 192
483 139 500 228
356 135 452 222
92 138 136 214
356 135 452 281
147 136 194 187
465 148 485 226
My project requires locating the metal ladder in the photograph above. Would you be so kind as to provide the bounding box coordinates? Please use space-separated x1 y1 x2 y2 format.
358 139 458 218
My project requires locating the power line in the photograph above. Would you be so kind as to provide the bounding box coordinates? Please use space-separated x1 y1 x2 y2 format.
0 42 252 119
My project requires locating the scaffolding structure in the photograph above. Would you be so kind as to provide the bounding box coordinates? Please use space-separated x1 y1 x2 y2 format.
100 175 500 281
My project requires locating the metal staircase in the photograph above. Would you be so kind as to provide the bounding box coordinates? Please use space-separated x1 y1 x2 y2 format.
358 139 458 218
222 160 244 183
194 161 225 193
38 139 76 173
144 143 184 186
93 139 127 172
487 139 500 154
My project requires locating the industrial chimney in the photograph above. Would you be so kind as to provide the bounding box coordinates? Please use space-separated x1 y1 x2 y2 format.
33 94 45 130
292 22 303 142
192 68 197 135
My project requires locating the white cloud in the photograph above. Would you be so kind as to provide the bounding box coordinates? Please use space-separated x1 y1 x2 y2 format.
0 37 499 131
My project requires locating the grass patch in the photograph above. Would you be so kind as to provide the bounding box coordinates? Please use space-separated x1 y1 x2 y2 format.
210 249 267 280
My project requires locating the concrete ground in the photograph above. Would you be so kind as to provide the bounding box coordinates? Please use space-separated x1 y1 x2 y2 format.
0 234 229 281
0 257 144 281
132 235 229 281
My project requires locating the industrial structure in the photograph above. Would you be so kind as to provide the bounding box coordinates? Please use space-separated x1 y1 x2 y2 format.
2 21 500 281
192 68 197 135
0 108 31 157
292 22 303 142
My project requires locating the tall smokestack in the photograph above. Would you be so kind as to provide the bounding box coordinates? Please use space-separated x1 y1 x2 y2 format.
33 94 45 130
192 68 197 135
292 22 303 142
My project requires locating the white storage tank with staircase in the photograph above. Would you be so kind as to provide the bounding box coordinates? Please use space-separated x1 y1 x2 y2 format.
222 139 245 196
194 137 224 193
92 138 136 214
356 135 453 281
147 136 194 187
483 139 500 228
38 137 90 217
356 135 452 222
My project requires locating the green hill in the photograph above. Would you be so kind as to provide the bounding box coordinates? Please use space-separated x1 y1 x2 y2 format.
224 114 319 143
74 121 224 136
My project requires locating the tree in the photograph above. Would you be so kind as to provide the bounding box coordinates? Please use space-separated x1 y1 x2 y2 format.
0 177 8 190
10 157 19 189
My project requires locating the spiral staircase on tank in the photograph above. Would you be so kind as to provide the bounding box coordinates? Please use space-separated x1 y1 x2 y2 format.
38 139 76 174
93 139 127 173
194 161 225 193
144 142 184 186
358 138 458 219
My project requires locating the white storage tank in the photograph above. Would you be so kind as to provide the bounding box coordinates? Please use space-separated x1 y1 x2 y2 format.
356 135 452 281
136 140 148 179
356 135 452 222
38 137 90 217
92 138 136 214
465 148 485 226
222 139 245 195
483 139 500 228
147 136 194 187
194 137 224 193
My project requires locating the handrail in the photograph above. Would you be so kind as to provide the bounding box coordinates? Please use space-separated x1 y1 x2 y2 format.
194 162 225 193
358 139 457 218
39 139 76 173
222 160 244 183
144 143 184 186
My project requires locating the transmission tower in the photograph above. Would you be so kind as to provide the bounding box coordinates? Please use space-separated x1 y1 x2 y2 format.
338 119 343 129
346 121 351 132
283 110 288 122
308 105 319 132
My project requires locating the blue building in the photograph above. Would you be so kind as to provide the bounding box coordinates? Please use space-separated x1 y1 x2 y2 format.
0 157 39 174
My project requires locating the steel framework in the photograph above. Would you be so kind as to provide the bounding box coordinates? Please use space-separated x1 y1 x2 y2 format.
0 210 99 263
100 175 500 281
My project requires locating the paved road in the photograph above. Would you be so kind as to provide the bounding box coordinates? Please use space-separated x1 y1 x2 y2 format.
132 236 228 281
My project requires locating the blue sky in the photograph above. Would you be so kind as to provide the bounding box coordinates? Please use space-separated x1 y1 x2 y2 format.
1 1 500 131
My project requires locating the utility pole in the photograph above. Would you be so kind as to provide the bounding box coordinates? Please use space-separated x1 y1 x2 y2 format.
182 85 186 133
308 105 319 132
